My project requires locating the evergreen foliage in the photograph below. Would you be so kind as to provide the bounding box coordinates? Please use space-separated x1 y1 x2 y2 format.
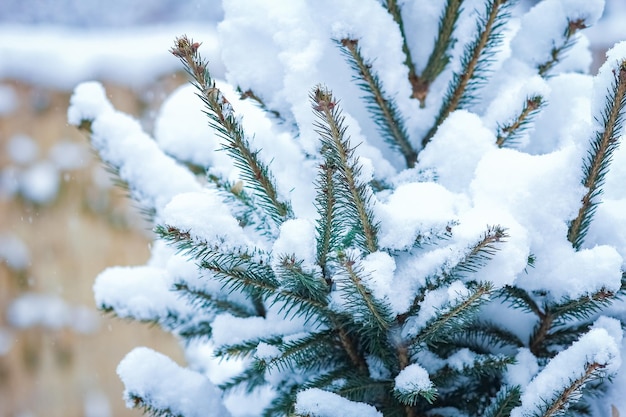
68 1 626 417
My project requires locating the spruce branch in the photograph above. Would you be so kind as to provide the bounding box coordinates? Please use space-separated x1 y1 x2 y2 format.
403 226 507 320
276 255 330 306
543 322 594 349
315 160 340 281
238 87 283 121
452 225 508 276
409 282 493 348
338 38 417 168
311 86 379 254
215 336 282 361
394 384 438 407
176 321 213 342
205 253 328 321
333 372 393 404
551 288 617 326
207 173 274 234
538 19 588 77
383 0 418 96
450 321 524 352
76 119 158 220
484 385 522 417
173 281 255 318
414 0 464 105
412 221 456 249
336 253 395 364
156 225 327 321
422 0 511 148
496 95 545 148
332 315 369 372
219 365 267 394
256 330 341 373
529 314 554 358
568 61 626 250
171 36 292 228
431 354 514 387
535 362 607 417
499 285 542 316
126 395 183 417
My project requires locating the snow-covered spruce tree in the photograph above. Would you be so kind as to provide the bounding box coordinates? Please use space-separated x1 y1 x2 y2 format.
67 1 626 416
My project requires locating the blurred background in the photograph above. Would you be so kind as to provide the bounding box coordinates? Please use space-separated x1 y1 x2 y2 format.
0 1 623 416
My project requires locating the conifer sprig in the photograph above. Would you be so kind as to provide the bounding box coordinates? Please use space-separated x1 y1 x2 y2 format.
335 253 396 365
414 0 464 105
394 384 438 407
568 61 626 250
483 385 522 417
383 0 463 106
155 225 327 321
171 36 292 228
496 95 545 147
219 366 267 394
255 330 340 373
383 0 418 96
207 174 274 234
126 395 181 417
315 161 339 280
534 361 607 417
451 321 524 351
551 288 616 325
422 0 511 148
338 38 417 167
452 225 508 276
311 86 379 254
409 281 493 348
173 282 255 318
238 88 283 121
538 18 588 77
403 226 507 319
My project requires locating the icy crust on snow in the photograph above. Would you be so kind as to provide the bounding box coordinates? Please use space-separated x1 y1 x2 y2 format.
117 347 230 417
68 82 201 214
511 323 621 417
394 363 434 394
295 388 382 417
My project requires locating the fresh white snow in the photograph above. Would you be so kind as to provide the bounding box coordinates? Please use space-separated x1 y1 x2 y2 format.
3 0 625 415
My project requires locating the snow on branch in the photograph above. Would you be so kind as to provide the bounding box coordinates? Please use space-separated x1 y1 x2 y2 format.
511 326 621 417
117 347 230 417
67 81 201 216
295 388 382 417
569 45 626 250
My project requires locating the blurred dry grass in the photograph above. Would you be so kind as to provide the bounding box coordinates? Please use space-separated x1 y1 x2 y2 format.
0 77 187 417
